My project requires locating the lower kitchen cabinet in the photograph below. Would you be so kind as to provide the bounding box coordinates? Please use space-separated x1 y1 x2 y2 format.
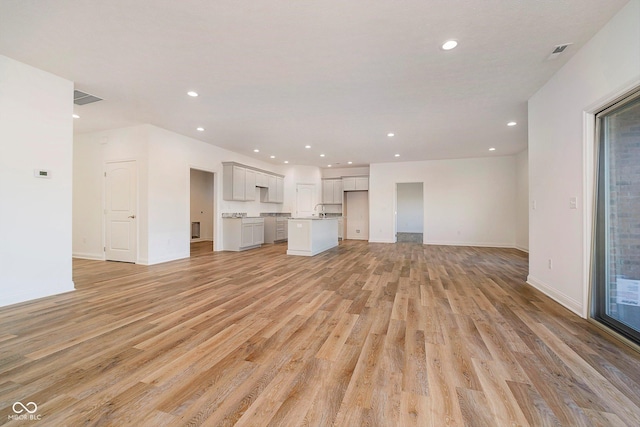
223 217 264 251
264 216 288 243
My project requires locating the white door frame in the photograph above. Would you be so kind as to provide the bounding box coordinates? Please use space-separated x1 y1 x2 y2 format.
187 165 218 251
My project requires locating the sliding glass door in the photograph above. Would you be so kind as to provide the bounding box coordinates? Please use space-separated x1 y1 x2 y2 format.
593 89 640 344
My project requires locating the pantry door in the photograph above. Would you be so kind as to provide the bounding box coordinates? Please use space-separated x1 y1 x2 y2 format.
296 184 315 217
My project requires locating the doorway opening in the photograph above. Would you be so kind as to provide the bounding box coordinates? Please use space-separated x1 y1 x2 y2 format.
190 169 215 256
396 182 424 243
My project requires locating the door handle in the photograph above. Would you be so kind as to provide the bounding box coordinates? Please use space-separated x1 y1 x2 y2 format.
128 215 136 219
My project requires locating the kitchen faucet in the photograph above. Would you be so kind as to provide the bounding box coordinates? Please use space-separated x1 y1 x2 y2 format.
314 203 326 218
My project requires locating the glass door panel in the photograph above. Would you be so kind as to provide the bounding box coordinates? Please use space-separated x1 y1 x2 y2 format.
593 91 640 344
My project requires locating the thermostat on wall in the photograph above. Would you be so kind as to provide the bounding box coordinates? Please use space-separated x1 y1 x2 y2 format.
34 169 52 179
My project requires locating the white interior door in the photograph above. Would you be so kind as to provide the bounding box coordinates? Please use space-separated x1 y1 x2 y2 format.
105 161 137 262
296 184 315 217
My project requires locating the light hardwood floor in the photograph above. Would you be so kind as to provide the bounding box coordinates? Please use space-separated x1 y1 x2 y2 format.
1 241 640 426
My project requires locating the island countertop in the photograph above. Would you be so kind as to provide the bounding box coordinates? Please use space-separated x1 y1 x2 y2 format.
287 217 338 256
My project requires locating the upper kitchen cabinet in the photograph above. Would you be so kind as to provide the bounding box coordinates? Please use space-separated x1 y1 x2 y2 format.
260 175 284 203
322 178 343 204
342 176 368 191
223 162 284 203
255 171 269 188
223 163 256 201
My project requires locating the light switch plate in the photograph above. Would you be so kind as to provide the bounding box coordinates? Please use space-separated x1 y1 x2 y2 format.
569 197 577 209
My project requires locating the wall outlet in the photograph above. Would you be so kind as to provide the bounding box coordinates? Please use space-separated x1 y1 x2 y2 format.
548 258 553 269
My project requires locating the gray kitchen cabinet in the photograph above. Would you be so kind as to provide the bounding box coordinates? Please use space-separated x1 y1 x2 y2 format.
223 217 264 251
322 179 342 204
342 176 369 192
264 216 288 243
223 163 256 201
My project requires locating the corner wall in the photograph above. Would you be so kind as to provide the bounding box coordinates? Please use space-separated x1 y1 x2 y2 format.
73 124 302 264
0 55 75 306
528 0 640 316
515 150 529 252
369 156 517 246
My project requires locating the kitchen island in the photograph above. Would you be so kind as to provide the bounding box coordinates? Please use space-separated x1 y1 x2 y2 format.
287 217 338 256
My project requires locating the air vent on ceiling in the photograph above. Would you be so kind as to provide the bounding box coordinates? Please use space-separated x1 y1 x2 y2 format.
546 43 573 61
73 90 103 105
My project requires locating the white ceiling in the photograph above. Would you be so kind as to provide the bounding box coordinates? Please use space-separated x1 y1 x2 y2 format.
0 0 629 168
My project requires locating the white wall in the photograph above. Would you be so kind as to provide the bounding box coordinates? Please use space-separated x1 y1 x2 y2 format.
0 55 75 306
528 0 640 316
370 156 517 246
73 124 297 264
73 125 150 261
396 183 424 233
190 169 214 241
515 150 529 252
284 165 323 216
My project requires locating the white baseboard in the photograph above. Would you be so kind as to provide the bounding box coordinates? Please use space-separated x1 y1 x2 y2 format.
527 275 583 317
368 238 396 243
146 253 189 265
72 252 105 261
424 240 515 248
190 238 213 243
0 280 75 308
514 245 529 253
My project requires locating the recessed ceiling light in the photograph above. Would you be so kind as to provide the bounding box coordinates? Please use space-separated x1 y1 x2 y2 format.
489 147 496 151
305 145 311 149
395 154 400 157
187 91 198 97
196 127 204 131
284 160 289 164
253 149 260 153
328 164 332 167
442 40 458 50
320 154 325 157
507 121 517 127
72 114 79 119
348 161 353 165
270 155 275 159
387 133 395 137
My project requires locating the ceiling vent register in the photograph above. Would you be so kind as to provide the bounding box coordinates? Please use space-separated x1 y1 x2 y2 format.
73 90 103 105
546 43 572 61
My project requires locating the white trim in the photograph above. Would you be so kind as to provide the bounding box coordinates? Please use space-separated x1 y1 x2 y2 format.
72 252 105 261
424 240 516 248
146 253 189 265
0 282 75 308
368 238 396 243
187 165 219 251
514 245 529 253
582 78 640 319
527 275 583 317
